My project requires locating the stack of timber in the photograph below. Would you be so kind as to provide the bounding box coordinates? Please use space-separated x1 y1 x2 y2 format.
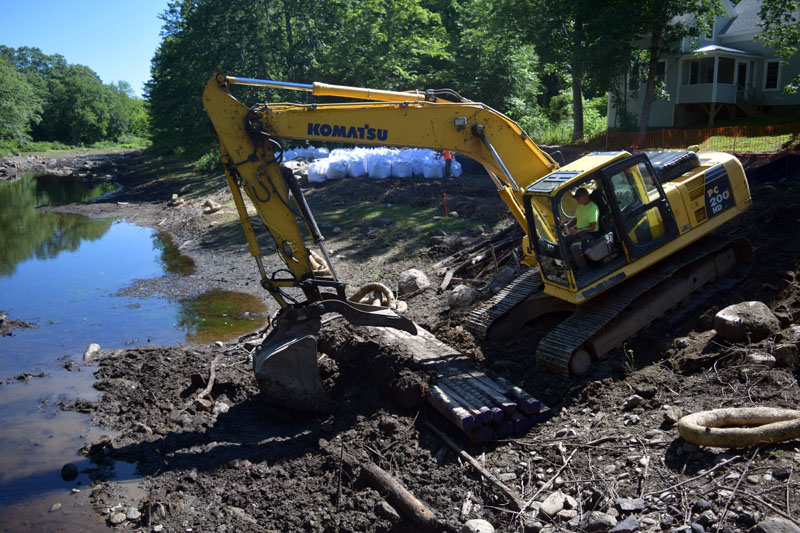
368 324 551 443
434 226 523 290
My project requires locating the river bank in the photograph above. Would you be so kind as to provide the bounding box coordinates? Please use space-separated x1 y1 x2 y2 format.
4 149 800 532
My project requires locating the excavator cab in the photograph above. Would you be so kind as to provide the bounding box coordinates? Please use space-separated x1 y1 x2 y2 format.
524 153 680 300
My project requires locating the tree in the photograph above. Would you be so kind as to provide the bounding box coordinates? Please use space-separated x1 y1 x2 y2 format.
757 0 799 94
633 0 721 142
0 55 43 141
35 64 112 144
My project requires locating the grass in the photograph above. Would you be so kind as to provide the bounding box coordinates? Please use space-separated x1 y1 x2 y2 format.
317 202 481 236
699 133 797 153
0 136 151 157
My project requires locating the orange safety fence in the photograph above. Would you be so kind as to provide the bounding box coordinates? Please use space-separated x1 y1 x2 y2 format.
581 122 800 153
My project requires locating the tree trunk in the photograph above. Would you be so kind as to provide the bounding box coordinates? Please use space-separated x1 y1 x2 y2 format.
637 29 662 148
572 14 584 141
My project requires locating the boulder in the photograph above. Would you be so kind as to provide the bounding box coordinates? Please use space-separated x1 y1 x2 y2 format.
462 519 495 533
753 518 800 533
83 343 100 362
448 284 478 309
714 302 780 343
398 268 430 294
773 343 799 368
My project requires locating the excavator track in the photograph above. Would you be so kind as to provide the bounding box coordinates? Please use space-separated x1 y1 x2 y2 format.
537 235 752 377
464 268 544 338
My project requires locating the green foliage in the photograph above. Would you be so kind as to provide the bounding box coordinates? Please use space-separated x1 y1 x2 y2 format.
0 55 43 141
0 46 150 149
757 0 800 94
193 151 223 174
528 91 608 144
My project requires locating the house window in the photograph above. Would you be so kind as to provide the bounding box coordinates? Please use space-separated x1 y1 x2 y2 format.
765 61 780 90
717 58 734 84
656 60 666 82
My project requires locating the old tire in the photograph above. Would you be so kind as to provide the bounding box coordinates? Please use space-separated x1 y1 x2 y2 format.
677 407 800 447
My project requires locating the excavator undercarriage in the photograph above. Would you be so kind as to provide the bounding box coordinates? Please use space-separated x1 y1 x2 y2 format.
466 235 752 376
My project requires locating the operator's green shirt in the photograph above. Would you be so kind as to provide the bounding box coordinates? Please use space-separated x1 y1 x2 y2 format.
575 201 599 231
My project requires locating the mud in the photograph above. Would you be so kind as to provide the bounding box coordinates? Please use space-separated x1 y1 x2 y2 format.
8 149 800 531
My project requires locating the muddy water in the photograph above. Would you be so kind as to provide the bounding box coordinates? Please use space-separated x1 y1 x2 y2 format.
0 174 267 530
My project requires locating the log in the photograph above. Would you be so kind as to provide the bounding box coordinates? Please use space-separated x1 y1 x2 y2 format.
428 385 477 432
424 420 523 511
336 447 440 532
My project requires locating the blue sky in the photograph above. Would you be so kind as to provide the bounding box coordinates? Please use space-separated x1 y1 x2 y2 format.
1 0 169 98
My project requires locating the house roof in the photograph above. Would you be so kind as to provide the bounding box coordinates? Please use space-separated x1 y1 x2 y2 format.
720 0 762 37
693 44 761 58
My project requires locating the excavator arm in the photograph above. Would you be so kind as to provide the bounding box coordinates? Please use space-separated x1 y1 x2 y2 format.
202 73 566 411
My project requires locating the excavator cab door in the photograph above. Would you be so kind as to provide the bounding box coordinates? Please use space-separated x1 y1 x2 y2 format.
599 154 679 262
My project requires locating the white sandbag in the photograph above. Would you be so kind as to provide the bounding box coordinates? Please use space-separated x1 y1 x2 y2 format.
314 147 330 159
392 159 412 178
308 159 330 183
326 158 348 180
347 155 367 177
423 158 444 179
450 159 463 177
368 154 392 179
283 149 298 161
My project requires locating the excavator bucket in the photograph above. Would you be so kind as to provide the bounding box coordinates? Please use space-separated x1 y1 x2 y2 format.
253 318 327 412
253 300 417 412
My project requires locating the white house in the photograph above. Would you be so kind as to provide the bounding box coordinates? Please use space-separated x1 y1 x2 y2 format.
607 0 800 128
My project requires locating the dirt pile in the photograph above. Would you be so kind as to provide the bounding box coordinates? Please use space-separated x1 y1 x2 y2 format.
17 149 800 531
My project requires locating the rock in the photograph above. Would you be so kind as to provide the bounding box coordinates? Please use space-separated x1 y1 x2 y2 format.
664 406 683 424
153 526 164 532
745 351 776 367
611 515 639 533
714 302 780 343
398 268 430 295
462 518 495 533
696 510 717 527
772 304 794 326
585 511 618 532
554 428 577 438
772 466 791 480
489 266 518 294
83 343 100 362
375 501 400 523
203 200 222 214
773 344 799 368
448 284 477 308
660 516 675 530
60 463 79 482
778 325 800 343
623 394 645 410
109 512 127 525
195 397 213 411
693 499 712 514
753 518 800 533
126 507 141 520
634 385 657 399
540 491 567 518
49 502 62 512
558 509 579 521
212 401 230 415
617 498 645 512
691 522 705 533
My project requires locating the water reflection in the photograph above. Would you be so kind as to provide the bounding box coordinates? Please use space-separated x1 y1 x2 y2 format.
178 289 268 343
0 174 118 277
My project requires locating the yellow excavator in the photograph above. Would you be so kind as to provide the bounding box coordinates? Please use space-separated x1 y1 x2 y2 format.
202 73 751 410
